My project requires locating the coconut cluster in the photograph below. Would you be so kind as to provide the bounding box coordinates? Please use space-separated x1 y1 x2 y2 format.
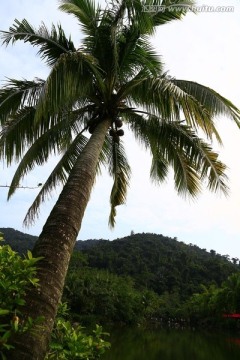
109 119 124 143
88 118 124 142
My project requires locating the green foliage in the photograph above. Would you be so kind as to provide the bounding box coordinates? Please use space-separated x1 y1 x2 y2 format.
0 233 41 358
0 237 110 359
64 265 166 326
0 227 37 254
46 303 110 360
79 234 239 301
64 268 146 325
63 233 240 326
186 273 240 328
2 229 240 329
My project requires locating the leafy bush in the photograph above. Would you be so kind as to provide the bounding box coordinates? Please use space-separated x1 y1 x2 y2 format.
64 267 167 326
47 303 110 359
185 273 240 328
0 232 41 359
0 233 110 359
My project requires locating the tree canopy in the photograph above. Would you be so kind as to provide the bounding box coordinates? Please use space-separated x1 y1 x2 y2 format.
1 0 240 228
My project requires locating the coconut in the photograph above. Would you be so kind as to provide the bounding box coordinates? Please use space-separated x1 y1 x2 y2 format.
117 129 124 136
115 119 123 128
88 125 95 134
109 128 115 136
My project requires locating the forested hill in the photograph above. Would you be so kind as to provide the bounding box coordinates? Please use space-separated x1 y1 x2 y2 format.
1 228 239 300
0 227 38 252
78 233 239 299
0 227 100 253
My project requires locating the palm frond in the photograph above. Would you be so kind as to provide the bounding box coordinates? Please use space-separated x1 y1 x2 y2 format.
6 117 79 199
128 74 224 141
0 101 87 165
111 0 154 35
150 0 196 27
34 51 104 125
126 112 228 196
106 136 131 228
23 133 88 226
0 106 36 163
109 0 195 36
118 69 150 100
124 109 150 146
84 15 115 78
199 144 228 195
151 120 228 195
1 19 76 66
59 0 99 38
173 79 240 126
118 30 163 81
154 122 228 196
0 78 45 125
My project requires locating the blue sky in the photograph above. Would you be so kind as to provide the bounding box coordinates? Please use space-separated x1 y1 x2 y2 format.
1 0 240 259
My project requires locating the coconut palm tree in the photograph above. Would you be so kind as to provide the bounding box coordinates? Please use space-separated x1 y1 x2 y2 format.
1 0 240 358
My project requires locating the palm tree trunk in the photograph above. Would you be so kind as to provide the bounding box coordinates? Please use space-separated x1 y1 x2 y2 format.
10 118 111 360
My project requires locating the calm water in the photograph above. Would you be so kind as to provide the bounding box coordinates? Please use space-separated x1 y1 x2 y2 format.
102 327 240 360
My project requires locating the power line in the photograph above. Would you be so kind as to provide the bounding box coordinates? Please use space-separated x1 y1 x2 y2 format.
0 183 42 189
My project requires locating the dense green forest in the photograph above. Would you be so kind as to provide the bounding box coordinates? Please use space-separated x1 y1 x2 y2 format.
1 228 240 328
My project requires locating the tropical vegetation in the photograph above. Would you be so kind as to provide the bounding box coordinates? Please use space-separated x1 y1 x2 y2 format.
1 0 240 358
2 228 240 329
186 272 240 329
0 233 41 359
63 233 240 327
0 233 110 360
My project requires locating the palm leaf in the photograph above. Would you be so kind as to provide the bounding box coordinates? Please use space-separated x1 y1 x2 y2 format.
34 51 104 125
151 0 196 27
109 0 195 36
0 106 36 163
111 0 155 35
118 30 163 81
149 120 228 195
126 113 228 196
23 133 88 226
173 79 240 126
1 19 76 66
0 102 87 164
106 136 131 228
0 78 45 125
128 74 224 141
153 122 228 196
6 118 76 198
59 0 99 38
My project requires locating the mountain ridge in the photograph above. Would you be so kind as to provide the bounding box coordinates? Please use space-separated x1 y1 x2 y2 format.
0 226 238 263
0 226 238 259
0 227 103 253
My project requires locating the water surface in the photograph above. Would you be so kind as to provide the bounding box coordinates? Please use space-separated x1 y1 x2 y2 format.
102 327 240 360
